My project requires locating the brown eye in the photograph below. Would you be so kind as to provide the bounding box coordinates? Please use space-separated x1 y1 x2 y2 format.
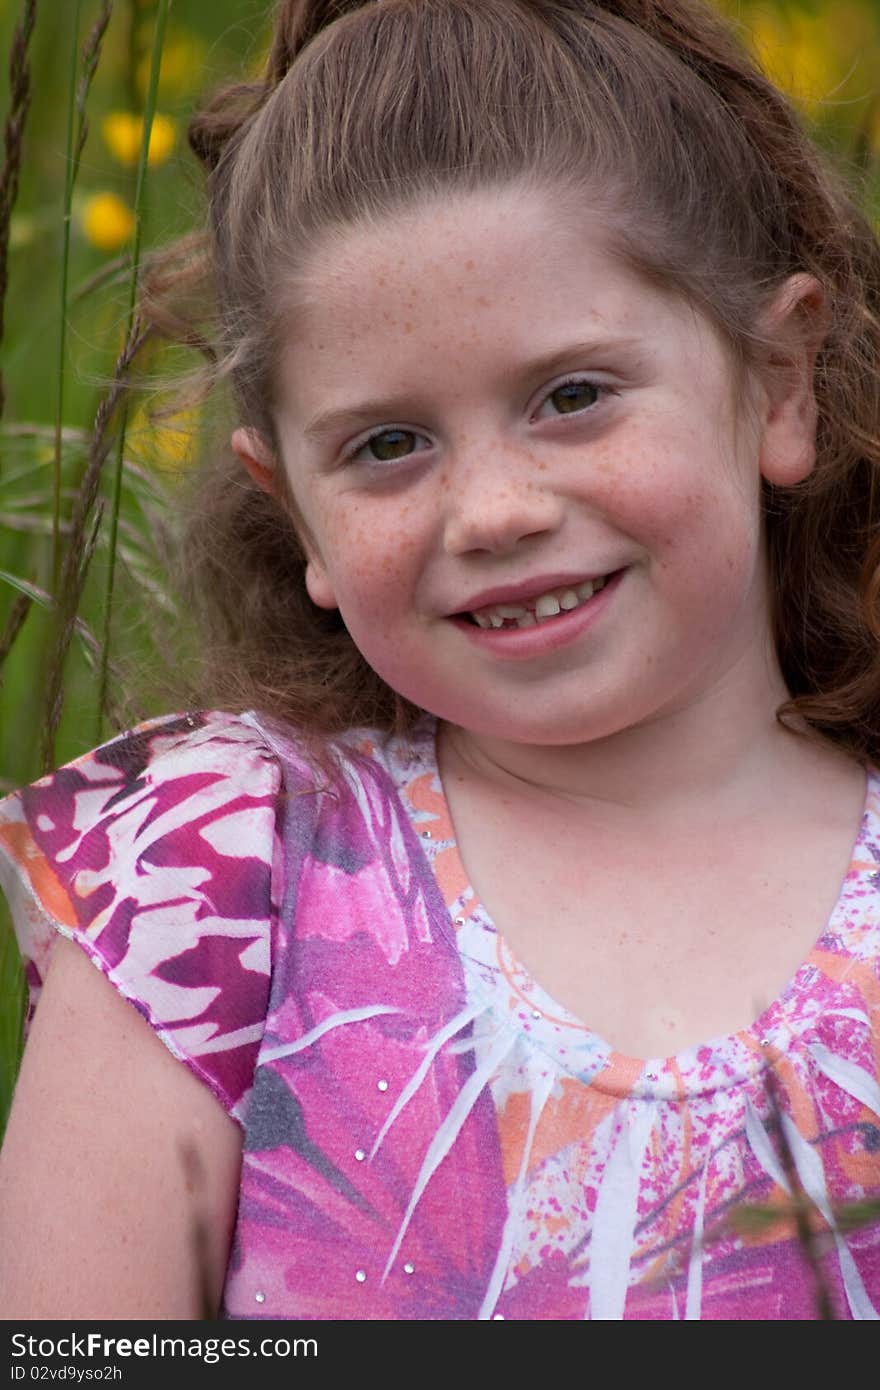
366 429 418 461
347 425 431 468
549 381 601 414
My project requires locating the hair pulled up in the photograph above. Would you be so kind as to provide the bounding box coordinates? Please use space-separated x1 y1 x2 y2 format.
142 0 880 764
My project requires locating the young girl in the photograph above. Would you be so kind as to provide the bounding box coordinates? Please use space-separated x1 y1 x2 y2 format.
0 0 879 1321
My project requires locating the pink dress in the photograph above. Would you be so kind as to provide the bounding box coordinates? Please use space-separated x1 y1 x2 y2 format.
0 708 878 1320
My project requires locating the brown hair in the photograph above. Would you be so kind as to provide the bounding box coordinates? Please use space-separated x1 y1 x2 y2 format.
142 0 880 763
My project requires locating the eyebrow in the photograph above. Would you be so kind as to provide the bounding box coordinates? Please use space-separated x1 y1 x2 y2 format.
301 335 645 442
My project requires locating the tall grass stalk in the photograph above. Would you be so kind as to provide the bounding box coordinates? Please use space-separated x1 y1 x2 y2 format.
94 0 170 745
0 592 31 682
0 563 135 725
41 318 151 771
52 0 113 594
52 0 82 590
0 0 38 428
0 900 25 1140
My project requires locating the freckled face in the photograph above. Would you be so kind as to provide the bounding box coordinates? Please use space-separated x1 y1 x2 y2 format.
269 184 784 744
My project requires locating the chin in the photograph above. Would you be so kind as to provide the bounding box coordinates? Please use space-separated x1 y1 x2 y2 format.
430 700 632 748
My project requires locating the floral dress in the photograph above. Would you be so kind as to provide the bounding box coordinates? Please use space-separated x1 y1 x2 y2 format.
0 709 878 1320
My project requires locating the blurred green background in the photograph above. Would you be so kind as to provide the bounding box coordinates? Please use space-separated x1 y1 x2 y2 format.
1 0 880 1129
0 0 275 1127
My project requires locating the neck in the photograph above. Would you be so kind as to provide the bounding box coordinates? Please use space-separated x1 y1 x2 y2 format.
438 649 854 828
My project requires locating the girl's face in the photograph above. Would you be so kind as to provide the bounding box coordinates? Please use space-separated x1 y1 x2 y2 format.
235 183 819 746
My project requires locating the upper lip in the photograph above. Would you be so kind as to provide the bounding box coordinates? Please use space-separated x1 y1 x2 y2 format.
450 569 620 615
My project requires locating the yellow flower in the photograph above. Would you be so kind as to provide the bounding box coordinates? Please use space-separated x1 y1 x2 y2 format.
102 111 177 168
81 192 136 251
9 214 35 249
787 12 844 115
746 11 794 94
740 1 879 119
130 401 202 472
136 30 207 99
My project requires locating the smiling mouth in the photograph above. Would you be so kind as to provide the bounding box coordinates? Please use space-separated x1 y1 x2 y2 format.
461 573 618 629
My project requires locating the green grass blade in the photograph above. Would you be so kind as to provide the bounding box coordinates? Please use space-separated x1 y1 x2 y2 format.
0 567 52 608
0 591 32 680
0 0 39 428
51 0 82 594
0 895 25 1141
41 318 150 770
95 0 171 744
53 1 114 595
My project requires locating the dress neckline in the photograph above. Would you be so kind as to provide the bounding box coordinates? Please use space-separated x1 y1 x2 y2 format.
375 715 880 1099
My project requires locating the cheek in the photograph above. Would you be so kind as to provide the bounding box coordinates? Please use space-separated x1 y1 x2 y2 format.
608 433 756 542
316 496 422 601
597 445 708 545
598 441 762 618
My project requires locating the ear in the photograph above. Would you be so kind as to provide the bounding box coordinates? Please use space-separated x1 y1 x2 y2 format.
303 557 338 611
755 273 829 487
231 424 339 610
230 426 277 494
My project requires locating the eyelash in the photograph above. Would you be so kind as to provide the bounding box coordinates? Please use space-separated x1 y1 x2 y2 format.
342 375 612 466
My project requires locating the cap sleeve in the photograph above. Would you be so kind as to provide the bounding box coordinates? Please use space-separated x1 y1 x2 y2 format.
0 710 284 1127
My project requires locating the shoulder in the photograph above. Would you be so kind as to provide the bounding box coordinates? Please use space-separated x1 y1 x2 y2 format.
55 707 287 798
0 710 292 939
819 759 880 986
864 761 880 822
1 709 289 833
0 710 323 1121
856 760 880 898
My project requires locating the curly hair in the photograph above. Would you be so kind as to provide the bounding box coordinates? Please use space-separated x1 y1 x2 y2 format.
141 0 880 763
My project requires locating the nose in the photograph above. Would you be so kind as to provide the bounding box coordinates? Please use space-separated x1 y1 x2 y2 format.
442 446 565 557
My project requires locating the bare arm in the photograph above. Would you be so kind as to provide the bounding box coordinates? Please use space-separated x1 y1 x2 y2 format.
0 936 244 1318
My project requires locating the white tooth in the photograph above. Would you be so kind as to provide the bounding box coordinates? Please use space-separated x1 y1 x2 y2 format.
576 580 595 600
496 604 529 619
473 613 491 628
559 589 579 610
535 594 561 620
593 575 607 591
516 613 537 628
489 614 504 628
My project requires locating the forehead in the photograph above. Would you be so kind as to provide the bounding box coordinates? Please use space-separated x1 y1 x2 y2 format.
295 184 642 319
274 183 732 415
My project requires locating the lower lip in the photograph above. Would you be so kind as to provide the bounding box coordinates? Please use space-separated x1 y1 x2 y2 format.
450 569 625 660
